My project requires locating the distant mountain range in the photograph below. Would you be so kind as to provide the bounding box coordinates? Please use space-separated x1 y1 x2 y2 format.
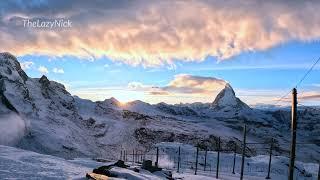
0 52 319 162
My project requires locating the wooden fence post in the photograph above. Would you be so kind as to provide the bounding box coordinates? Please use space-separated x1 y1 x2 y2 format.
240 125 247 180
155 147 159 167
132 149 135 165
317 163 320 180
216 137 221 179
177 146 181 173
232 144 236 174
266 139 273 179
195 146 199 175
204 149 208 171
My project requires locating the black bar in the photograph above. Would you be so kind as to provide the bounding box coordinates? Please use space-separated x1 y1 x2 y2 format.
195 146 199 175
120 150 123 161
216 137 220 179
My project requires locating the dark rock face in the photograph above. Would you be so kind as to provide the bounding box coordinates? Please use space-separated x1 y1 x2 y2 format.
142 160 162 172
122 110 153 121
134 127 255 155
39 75 50 87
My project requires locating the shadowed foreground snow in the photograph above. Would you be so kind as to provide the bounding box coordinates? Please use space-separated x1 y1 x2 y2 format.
0 145 319 179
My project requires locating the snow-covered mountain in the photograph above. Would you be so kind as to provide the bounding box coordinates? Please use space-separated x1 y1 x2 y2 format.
212 83 250 110
0 52 319 163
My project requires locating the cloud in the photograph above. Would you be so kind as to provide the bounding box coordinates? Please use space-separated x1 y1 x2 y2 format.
38 65 48 74
1 1 320 66
20 61 34 70
298 92 320 101
161 74 226 94
312 83 320 87
128 74 227 97
52 67 64 74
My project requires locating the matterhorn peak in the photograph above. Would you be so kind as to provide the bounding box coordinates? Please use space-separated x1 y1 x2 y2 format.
212 83 249 110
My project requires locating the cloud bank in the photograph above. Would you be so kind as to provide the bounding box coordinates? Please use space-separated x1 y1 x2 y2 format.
2 0 319 66
128 74 227 98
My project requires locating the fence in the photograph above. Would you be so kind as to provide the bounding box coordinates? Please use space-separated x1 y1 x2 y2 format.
118 134 320 179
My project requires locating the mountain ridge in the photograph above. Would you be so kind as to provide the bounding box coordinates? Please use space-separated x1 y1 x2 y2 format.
0 52 319 162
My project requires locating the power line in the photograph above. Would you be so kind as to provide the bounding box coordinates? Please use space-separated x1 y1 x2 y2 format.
273 56 320 105
274 90 291 106
295 56 320 89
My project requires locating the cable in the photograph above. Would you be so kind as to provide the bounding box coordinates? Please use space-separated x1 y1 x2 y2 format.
295 56 320 89
274 90 292 106
273 56 320 106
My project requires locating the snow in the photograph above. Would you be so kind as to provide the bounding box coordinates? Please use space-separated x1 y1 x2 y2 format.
0 145 94 179
0 145 318 179
149 142 319 180
214 83 238 107
0 52 319 179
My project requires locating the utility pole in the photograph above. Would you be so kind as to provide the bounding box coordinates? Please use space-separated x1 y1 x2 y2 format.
240 125 247 180
288 88 297 180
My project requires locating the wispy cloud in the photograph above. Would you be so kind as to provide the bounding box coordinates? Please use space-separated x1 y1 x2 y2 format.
52 67 64 74
20 61 34 70
38 65 48 74
297 91 320 101
1 1 320 66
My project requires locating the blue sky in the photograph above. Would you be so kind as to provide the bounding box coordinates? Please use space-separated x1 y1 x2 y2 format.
1 0 320 105
17 41 320 105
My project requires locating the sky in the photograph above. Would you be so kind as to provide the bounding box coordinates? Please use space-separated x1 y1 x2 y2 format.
0 0 320 106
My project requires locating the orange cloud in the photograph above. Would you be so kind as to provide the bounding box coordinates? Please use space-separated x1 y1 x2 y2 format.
162 74 226 95
1 1 320 66
128 74 227 99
